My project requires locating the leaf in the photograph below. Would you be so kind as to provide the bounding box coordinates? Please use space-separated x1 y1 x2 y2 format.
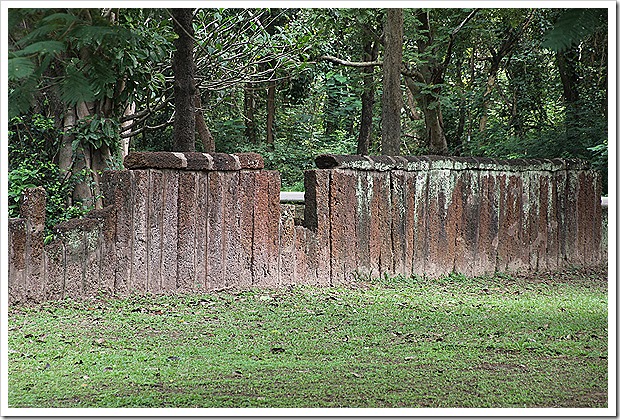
61 65 95 105
20 40 66 56
8 57 35 80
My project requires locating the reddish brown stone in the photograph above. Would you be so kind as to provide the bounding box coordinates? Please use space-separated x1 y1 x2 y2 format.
211 153 241 171
252 171 281 287
184 152 213 171
194 172 210 290
177 171 198 292
355 171 372 277
43 240 65 302
453 171 481 276
160 170 179 292
238 171 256 289
131 170 150 295
147 170 164 294
124 152 187 170
235 153 265 170
8 218 26 304
279 204 297 286
425 169 456 278
562 171 579 263
390 170 407 276
329 169 358 284
476 172 499 276
222 171 242 288
294 226 308 285
303 169 331 285
411 171 429 278
206 171 225 290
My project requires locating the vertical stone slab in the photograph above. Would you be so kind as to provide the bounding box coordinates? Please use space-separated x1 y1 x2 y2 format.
368 171 393 277
454 171 481 276
294 226 309 285
534 173 550 272
411 171 429 278
112 171 133 295
304 169 331 286
523 172 542 271
62 228 85 300
223 171 243 289
20 187 46 302
355 171 372 277
160 170 179 292
178 171 198 292
43 240 65 301
97 206 116 296
147 170 164 294
563 170 579 263
476 172 499 276
82 224 102 298
330 169 358 284
252 170 281 287
8 219 27 304
238 171 256 289
279 204 297 286
403 172 417 277
195 172 210 290
546 169 564 269
390 170 408 277
131 170 150 295
497 173 525 272
207 171 225 290
425 169 455 278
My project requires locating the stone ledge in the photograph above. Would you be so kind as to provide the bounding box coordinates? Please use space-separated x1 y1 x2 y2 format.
124 152 264 171
315 154 592 172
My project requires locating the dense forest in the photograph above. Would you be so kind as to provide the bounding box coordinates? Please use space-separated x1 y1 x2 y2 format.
7 8 608 236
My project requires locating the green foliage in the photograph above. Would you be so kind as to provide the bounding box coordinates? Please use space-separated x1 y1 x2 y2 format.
542 9 607 52
8 114 92 236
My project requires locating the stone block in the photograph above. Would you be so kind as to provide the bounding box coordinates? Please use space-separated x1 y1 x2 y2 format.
304 169 331 285
147 170 164 294
206 171 225 290
280 204 297 286
454 171 481 276
238 171 257 289
194 172 210 290
131 170 150 294
43 240 65 302
124 151 187 170
8 218 26 304
330 169 358 284
177 171 198 292
222 171 242 289
354 171 372 277
390 170 408 276
234 153 265 170
252 171 281 287
160 170 179 292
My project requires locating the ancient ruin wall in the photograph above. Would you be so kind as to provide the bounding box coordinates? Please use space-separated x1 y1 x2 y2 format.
7 153 603 304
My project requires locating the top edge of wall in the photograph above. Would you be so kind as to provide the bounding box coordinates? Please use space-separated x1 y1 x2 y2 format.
124 152 264 171
314 154 593 172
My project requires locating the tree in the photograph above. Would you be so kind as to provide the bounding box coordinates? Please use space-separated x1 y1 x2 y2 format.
171 8 196 152
381 9 404 156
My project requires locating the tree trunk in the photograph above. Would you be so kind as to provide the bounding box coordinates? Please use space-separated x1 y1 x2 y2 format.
357 38 379 155
266 81 276 144
193 90 215 152
557 47 581 143
171 8 196 152
381 8 404 156
244 84 257 144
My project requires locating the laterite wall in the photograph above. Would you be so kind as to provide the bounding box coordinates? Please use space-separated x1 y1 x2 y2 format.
7 153 603 304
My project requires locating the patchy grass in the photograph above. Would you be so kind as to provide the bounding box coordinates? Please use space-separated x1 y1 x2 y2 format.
7 265 608 408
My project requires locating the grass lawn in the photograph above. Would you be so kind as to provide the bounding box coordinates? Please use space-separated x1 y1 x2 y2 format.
6 265 608 409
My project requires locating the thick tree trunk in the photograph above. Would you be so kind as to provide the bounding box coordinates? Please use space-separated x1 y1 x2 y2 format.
357 38 379 155
171 8 196 152
381 8 404 156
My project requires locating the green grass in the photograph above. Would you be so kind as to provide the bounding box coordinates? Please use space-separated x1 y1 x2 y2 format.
7 266 608 408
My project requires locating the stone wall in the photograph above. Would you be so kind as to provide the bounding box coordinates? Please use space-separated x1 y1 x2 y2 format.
7 153 604 304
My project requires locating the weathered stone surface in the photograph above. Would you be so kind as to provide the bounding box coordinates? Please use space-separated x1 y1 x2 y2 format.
390 170 407 276
411 171 429 277
238 171 256 289
184 152 213 171
330 169 358 284
279 204 297 286
303 169 331 285
211 153 241 171
131 170 150 294
425 169 456 278
453 171 481 276
194 172 210 290
20 187 46 302
234 153 264 170
475 172 499 276
177 171 198 292
43 240 65 301
147 170 164 294
222 171 242 289
206 171 225 290
370 171 393 276
8 218 26 304
160 170 179 292
124 151 187 170
252 171 281 287
355 171 373 277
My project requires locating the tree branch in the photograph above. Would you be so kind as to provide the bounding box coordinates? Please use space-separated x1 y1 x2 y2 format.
317 55 383 68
